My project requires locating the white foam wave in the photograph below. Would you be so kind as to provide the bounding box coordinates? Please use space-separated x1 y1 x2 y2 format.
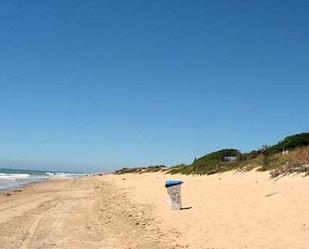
0 170 85 190
0 173 30 180
45 172 85 178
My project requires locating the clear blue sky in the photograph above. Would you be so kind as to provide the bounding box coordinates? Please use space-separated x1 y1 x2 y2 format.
0 0 308 172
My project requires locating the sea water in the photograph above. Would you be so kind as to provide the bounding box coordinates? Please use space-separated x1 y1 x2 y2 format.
0 168 84 191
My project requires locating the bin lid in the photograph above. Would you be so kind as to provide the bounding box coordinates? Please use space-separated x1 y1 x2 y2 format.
165 180 183 188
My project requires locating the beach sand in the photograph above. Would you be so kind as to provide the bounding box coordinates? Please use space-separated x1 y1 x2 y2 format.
0 171 309 249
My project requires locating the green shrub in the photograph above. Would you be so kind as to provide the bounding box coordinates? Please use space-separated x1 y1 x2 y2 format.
167 164 193 175
192 149 242 175
269 133 309 153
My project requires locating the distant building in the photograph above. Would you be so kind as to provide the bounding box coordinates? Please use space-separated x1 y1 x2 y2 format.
224 156 237 161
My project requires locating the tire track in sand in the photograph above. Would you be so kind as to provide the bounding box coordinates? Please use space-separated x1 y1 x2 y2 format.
19 199 60 249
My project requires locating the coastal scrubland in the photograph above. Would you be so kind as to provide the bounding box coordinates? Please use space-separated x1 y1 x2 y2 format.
115 132 309 177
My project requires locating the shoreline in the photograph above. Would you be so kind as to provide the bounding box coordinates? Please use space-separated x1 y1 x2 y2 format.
0 173 89 193
0 168 88 193
1 171 309 248
0 178 51 193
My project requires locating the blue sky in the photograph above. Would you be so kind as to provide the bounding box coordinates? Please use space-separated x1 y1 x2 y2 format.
0 0 308 172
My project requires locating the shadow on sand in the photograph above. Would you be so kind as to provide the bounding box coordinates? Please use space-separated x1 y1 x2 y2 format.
181 206 192 210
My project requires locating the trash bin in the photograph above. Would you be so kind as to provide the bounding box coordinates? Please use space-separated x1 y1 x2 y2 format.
165 180 183 210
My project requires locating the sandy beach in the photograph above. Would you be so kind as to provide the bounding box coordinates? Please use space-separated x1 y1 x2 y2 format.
1 172 309 249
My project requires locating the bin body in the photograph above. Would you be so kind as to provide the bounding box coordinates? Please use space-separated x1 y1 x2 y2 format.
166 182 182 210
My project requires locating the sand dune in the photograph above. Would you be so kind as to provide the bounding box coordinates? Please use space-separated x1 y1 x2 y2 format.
1 171 309 248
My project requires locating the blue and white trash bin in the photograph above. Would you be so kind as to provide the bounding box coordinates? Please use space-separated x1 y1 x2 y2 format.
165 180 183 210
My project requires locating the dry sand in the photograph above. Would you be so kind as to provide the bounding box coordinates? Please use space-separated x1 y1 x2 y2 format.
1 171 309 249
103 171 309 249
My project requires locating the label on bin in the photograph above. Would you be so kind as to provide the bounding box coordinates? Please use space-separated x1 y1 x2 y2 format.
165 180 183 188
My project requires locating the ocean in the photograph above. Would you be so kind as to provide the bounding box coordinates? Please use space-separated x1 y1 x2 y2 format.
0 168 85 191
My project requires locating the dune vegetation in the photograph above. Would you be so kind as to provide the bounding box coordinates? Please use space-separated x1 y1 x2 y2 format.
115 133 309 178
